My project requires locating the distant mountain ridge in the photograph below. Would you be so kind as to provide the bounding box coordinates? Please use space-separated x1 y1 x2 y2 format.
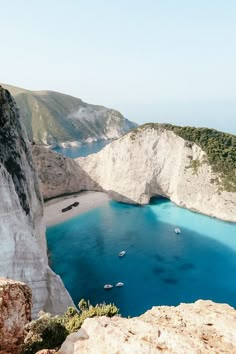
1 83 137 147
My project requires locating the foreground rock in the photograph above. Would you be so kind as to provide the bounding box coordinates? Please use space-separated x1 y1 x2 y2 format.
59 300 236 354
32 145 102 200
0 86 73 317
0 278 31 354
77 126 236 222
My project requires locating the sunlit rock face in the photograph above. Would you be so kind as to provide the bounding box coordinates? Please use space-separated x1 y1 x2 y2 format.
77 126 236 222
59 300 236 354
0 277 31 354
0 86 73 317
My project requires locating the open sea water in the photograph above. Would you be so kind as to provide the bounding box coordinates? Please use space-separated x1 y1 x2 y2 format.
47 198 236 317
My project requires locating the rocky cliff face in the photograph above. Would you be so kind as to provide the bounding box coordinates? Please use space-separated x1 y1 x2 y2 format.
0 278 31 354
1 83 137 146
32 145 102 200
77 126 236 222
59 300 236 354
0 86 73 317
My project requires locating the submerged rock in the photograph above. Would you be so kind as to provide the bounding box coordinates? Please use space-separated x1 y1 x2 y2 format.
59 300 236 353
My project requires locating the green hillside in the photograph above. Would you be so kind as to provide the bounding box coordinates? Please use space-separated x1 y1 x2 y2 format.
1 84 136 146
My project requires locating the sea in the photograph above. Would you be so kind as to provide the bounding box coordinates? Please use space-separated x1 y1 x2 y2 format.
52 140 110 158
47 143 236 317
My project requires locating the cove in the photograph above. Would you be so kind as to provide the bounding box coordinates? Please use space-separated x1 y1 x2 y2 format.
46 198 236 317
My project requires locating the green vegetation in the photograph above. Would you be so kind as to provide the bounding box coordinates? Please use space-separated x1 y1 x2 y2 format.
62 300 119 333
131 123 236 192
21 300 119 354
22 312 67 354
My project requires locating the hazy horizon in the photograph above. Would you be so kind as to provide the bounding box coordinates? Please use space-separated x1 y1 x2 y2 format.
1 0 236 134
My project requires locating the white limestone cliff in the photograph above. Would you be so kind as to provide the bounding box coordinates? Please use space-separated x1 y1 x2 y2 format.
59 300 236 354
0 86 73 317
76 126 236 222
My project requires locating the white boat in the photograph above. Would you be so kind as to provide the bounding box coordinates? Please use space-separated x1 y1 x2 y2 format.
175 228 181 234
118 251 126 257
104 284 113 290
116 282 124 287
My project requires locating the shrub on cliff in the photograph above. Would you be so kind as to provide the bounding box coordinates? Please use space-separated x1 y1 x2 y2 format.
21 300 119 353
62 300 119 333
21 311 68 354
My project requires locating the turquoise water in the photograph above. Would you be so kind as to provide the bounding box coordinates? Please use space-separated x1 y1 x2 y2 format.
46 198 236 317
52 140 110 158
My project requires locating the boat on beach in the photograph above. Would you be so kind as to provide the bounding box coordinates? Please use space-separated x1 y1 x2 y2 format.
118 251 126 257
61 201 79 213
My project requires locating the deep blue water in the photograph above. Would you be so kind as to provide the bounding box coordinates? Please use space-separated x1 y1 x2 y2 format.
46 198 236 317
52 140 110 158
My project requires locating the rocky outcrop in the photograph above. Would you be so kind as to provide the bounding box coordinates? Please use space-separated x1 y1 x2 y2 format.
77 126 236 222
1 83 137 146
32 145 102 200
0 278 31 354
0 86 73 317
59 300 236 353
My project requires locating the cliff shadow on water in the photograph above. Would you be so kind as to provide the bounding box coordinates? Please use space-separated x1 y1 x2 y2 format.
46 197 236 317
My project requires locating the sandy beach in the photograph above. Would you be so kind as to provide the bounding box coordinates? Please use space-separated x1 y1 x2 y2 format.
44 191 110 226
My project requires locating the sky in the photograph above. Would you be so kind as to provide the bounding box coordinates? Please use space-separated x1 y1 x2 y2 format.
1 0 236 134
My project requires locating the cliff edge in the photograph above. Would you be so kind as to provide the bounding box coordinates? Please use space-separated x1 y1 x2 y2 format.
59 300 236 353
0 86 73 317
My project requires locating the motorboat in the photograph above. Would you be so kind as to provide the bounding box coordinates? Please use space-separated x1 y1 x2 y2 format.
104 284 113 290
175 228 181 234
118 251 126 257
115 282 124 287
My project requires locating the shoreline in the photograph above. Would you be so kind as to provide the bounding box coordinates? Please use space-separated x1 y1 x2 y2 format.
44 191 110 227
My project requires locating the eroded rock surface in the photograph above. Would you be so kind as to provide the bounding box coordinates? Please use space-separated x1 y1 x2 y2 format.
59 300 236 354
77 127 236 221
0 278 31 354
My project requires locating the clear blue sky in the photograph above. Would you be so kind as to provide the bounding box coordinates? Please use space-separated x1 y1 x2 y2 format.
1 0 236 133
